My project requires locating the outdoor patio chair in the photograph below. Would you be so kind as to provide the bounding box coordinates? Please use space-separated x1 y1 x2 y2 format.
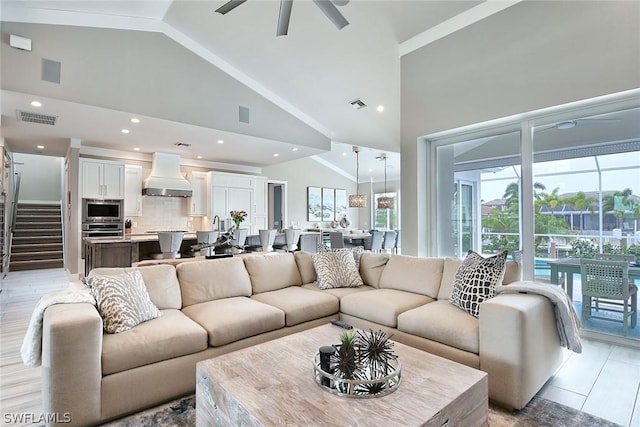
595 253 636 262
580 259 637 336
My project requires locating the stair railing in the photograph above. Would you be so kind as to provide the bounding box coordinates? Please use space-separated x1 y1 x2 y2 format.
10 172 21 236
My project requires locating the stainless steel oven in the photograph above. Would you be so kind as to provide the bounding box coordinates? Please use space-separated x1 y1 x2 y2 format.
82 199 123 223
81 222 124 238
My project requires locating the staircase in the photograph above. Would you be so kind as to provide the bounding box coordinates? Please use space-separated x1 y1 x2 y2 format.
10 203 64 271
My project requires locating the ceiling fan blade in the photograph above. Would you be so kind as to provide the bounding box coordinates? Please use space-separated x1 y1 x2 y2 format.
313 0 349 30
276 0 293 36
215 0 247 15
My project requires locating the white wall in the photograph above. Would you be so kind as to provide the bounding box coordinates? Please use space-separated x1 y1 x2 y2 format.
262 157 359 230
13 153 63 202
400 1 640 255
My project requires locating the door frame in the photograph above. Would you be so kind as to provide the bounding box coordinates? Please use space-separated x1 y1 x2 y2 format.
268 180 287 230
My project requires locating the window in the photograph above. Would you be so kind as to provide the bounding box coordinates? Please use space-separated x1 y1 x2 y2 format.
374 192 398 230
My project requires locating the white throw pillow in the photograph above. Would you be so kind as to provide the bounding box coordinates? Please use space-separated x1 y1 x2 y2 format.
449 250 507 318
312 250 364 290
86 270 161 334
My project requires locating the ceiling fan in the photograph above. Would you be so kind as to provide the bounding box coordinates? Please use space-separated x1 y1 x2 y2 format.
215 0 350 36
540 118 622 131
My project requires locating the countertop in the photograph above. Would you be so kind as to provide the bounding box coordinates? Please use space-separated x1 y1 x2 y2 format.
83 233 198 244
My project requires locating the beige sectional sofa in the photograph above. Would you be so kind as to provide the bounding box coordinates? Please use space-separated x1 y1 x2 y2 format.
42 251 564 426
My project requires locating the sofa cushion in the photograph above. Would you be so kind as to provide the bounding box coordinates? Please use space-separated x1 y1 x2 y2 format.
177 258 252 307
89 265 181 310
312 250 363 289
301 283 377 298
102 309 208 375
397 300 479 354
449 251 507 318
358 252 390 288
251 287 339 326
244 253 302 294
340 289 433 328
438 258 520 301
182 297 285 347
86 270 161 334
294 251 317 284
317 243 365 268
378 255 443 298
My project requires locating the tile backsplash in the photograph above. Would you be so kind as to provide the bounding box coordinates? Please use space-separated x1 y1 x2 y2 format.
128 196 206 233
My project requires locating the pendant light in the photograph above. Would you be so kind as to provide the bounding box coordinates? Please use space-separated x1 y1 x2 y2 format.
348 146 367 207
377 153 394 209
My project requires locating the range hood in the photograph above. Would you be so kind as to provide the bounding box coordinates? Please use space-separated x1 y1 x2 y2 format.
142 152 193 197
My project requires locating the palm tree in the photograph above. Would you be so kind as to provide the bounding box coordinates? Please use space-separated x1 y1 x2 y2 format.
603 188 634 228
566 191 598 230
503 182 546 210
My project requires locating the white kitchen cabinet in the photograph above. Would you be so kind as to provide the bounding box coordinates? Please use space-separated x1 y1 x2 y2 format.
81 159 124 199
124 165 143 216
188 171 207 216
252 176 268 231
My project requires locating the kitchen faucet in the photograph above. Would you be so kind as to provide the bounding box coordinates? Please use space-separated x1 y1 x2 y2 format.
212 215 220 232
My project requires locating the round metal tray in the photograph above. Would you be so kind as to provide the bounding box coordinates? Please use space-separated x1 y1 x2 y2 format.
312 353 401 398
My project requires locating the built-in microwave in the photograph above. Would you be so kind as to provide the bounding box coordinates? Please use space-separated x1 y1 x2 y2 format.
82 199 123 223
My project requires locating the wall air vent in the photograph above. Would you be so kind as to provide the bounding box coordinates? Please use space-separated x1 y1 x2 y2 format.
174 142 191 147
349 99 367 110
16 110 57 126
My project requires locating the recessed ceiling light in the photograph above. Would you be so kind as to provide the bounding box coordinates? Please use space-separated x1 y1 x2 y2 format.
197 155 203 159
376 105 384 113
342 152 348 156
273 153 279 157
121 129 130 134
36 145 44 149
133 147 140 151
130 118 140 123
217 139 224 144
292 147 298 151
368 168 373 172
31 101 42 107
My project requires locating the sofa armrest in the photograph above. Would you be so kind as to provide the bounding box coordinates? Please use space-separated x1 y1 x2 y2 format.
42 303 103 426
479 293 564 410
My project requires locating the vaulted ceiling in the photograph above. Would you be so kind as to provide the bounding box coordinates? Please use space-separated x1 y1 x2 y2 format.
0 0 518 181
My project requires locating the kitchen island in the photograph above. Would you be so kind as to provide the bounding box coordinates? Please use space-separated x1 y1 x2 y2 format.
83 233 198 274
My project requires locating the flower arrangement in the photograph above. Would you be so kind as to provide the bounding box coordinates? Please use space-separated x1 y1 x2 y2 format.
230 210 248 229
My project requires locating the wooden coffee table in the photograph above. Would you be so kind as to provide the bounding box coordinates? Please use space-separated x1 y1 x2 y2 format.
196 324 488 426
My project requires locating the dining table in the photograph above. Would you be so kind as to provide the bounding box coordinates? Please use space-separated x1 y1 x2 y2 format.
342 232 371 246
548 257 640 301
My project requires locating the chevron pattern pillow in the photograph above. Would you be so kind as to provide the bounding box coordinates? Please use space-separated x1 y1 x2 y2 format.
86 270 161 334
449 250 507 318
312 250 364 290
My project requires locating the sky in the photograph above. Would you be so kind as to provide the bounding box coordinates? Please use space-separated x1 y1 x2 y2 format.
480 152 640 203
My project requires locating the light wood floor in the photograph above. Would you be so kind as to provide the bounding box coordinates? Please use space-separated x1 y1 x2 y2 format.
2 268 640 426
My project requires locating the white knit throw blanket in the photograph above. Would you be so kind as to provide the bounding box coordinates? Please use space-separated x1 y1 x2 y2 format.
496 281 582 353
21 288 96 367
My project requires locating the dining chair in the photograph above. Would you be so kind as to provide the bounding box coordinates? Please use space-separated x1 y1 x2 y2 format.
364 230 383 252
580 259 637 336
382 231 397 253
393 230 401 254
329 231 346 249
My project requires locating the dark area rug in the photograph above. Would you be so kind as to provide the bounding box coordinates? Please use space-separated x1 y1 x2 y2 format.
103 394 622 426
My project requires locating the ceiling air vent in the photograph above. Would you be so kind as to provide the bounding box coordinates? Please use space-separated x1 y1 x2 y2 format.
16 110 57 126
349 99 367 110
174 142 191 147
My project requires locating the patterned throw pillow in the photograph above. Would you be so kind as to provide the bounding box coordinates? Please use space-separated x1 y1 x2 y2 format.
312 250 364 290
449 250 507 318
316 243 365 269
86 270 161 334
